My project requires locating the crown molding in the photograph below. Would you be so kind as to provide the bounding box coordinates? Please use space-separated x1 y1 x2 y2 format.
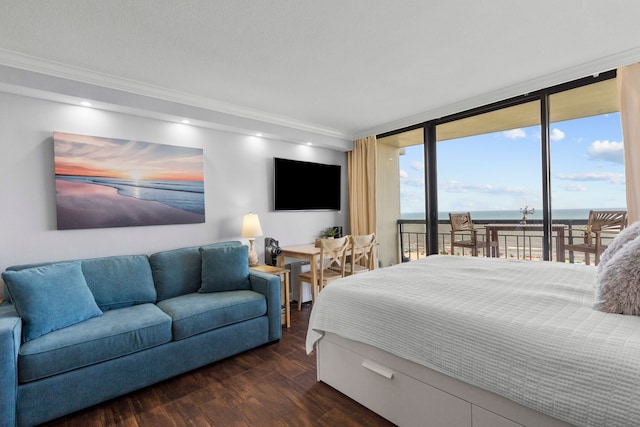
0 48 350 141
5 45 640 143
355 46 640 139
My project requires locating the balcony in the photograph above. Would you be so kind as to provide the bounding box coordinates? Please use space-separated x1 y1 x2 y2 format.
397 218 615 264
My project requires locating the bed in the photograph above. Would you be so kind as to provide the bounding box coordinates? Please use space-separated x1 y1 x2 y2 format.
305 255 640 427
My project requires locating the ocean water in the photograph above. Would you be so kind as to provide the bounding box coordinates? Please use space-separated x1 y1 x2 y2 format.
401 208 624 221
57 175 205 215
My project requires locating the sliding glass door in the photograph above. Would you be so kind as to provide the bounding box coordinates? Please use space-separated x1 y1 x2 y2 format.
549 78 626 262
436 101 543 258
387 72 624 263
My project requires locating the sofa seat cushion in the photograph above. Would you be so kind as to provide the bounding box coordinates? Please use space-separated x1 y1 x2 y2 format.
156 290 266 341
18 304 172 383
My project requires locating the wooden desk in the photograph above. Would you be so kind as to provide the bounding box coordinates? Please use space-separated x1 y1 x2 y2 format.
249 264 290 328
277 244 322 302
484 224 566 262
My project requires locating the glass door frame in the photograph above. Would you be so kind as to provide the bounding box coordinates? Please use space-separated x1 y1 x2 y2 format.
378 70 617 260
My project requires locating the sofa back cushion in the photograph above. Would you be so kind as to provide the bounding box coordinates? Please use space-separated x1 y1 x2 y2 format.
150 246 202 301
199 242 251 292
79 255 156 311
8 255 158 311
5 255 156 311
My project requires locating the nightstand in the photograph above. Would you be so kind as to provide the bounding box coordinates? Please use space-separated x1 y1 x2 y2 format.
249 264 290 328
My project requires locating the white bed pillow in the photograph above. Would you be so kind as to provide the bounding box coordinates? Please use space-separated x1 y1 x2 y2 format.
595 232 640 315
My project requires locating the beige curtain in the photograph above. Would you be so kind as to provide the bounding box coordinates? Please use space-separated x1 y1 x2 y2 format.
618 64 640 224
347 136 377 235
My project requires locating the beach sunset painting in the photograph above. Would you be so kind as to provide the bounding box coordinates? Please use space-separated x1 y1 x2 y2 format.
53 132 205 230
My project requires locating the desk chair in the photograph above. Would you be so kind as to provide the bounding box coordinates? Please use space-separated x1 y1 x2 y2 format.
566 210 627 265
342 233 377 275
297 236 349 310
449 212 497 257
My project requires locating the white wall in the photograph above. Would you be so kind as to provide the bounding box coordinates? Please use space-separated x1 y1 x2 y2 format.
0 92 347 295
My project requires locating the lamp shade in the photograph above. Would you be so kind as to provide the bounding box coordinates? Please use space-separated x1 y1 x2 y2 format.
241 213 263 238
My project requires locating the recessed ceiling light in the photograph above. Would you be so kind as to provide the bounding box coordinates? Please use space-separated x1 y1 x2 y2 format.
80 101 92 107
181 119 190 124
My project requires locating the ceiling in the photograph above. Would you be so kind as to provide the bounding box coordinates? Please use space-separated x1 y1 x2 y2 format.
1 1 640 148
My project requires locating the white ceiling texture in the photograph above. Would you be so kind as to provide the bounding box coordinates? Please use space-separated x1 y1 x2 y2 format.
1 1 640 150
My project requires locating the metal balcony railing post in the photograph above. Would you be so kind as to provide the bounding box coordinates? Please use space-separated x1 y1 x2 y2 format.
567 223 575 264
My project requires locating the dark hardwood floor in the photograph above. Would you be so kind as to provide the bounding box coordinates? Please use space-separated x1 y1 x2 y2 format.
42 304 395 427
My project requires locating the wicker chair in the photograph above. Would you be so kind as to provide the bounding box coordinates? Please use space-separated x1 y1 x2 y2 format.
449 212 497 257
566 210 627 265
297 236 349 310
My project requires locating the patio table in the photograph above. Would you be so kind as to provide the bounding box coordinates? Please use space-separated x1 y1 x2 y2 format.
484 223 566 262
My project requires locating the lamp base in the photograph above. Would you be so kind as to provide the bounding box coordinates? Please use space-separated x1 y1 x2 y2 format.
248 238 259 266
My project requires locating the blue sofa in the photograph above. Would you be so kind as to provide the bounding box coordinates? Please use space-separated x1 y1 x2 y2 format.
0 241 281 427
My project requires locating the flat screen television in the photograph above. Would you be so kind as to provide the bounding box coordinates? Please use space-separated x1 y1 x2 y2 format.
274 157 341 211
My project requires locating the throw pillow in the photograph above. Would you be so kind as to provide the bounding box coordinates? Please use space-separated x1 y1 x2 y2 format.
598 221 640 269
199 245 251 292
150 246 202 301
2 261 103 341
594 234 640 315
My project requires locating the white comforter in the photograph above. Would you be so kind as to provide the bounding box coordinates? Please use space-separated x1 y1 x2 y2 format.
306 255 640 427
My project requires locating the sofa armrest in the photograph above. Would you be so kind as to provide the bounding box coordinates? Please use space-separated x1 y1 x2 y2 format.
249 271 282 342
0 304 21 427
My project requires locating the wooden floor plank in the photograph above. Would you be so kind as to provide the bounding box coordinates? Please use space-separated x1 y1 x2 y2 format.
41 303 394 427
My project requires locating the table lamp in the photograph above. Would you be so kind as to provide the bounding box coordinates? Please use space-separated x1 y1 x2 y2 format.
241 213 263 266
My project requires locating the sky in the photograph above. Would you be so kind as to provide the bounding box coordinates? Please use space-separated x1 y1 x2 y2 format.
399 112 625 216
53 132 204 182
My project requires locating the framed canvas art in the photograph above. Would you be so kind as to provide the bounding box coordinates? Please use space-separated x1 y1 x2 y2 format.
53 132 205 230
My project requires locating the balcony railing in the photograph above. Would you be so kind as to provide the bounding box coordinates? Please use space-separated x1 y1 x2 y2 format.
397 218 615 263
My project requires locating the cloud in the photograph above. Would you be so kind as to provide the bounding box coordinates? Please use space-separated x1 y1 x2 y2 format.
588 140 624 164
555 171 625 185
410 161 424 171
502 128 526 139
561 183 586 192
400 187 425 213
399 169 424 187
440 180 528 195
550 128 565 141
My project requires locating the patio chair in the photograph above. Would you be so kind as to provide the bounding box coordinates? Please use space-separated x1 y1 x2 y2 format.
566 210 627 265
449 212 498 257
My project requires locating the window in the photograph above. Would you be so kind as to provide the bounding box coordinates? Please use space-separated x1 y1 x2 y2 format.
386 72 624 262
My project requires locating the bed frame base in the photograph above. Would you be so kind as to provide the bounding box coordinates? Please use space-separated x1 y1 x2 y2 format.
316 333 575 427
